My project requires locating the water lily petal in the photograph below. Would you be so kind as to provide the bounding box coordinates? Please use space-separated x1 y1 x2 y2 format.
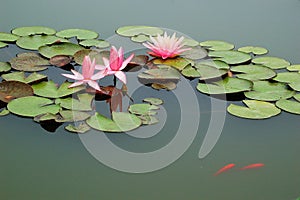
69 81 85 88
91 70 106 80
115 71 127 84
87 80 101 91
120 53 134 70
110 46 120 71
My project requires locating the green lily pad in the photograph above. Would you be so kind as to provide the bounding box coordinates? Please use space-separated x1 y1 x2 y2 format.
195 63 228 80
180 46 207 60
32 81 85 98
197 77 253 95
252 56 290 69
0 108 9 116
16 35 68 50
79 39 110 48
65 122 91 133
181 65 200 78
200 40 234 51
116 26 163 37
0 62 11 72
287 64 300 72
0 81 34 103
153 57 192 71
294 94 300 102
231 64 276 81
238 46 268 55
143 97 163 105
131 34 150 43
276 99 300 115
1 71 47 83
139 115 159 125
56 29 98 40
128 103 159 116
38 42 85 58
227 100 281 119
9 52 49 72
12 26 56 36
34 110 91 123
55 93 94 111
197 60 230 70
244 81 295 101
183 38 199 47
86 112 142 132
0 32 20 42
208 50 251 65
7 96 60 117
273 72 300 83
138 65 181 84
0 41 8 48
73 49 109 65
151 82 177 90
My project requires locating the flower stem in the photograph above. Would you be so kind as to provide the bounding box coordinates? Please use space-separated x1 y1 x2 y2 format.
113 75 117 87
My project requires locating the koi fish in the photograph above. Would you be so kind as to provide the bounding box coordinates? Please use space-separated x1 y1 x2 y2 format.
214 163 236 176
240 163 265 170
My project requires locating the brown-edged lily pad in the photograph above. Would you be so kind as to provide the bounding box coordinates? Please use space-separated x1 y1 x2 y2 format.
49 55 72 67
0 81 33 103
9 52 49 72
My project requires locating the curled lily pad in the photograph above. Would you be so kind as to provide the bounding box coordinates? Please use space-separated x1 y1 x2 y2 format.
197 60 230 70
153 57 192 71
0 81 33 103
131 35 150 43
0 41 8 48
197 77 252 95
143 97 163 105
293 94 300 102
86 112 142 132
1 72 47 84
116 26 163 37
32 81 85 98
128 103 159 116
0 108 9 116
12 26 56 36
181 46 207 60
200 40 234 51
79 39 110 48
73 49 109 65
49 55 72 67
227 100 281 119
138 65 181 84
16 35 68 50
151 82 177 90
276 99 300 115
38 42 84 58
65 122 91 133
244 81 295 101
10 52 49 72
287 64 300 72
208 50 251 65
238 46 268 55
0 32 19 42
252 56 290 69
7 96 60 117
55 93 94 111
0 62 11 72
56 29 98 40
231 64 276 81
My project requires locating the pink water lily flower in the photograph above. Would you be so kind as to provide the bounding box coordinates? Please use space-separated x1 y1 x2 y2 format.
62 56 105 91
143 32 191 59
96 46 134 84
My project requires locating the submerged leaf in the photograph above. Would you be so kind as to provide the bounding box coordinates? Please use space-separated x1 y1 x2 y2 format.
231 64 276 81
56 29 98 40
276 99 300 115
1 72 47 83
116 26 163 37
200 40 234 51
252 56 290 69
65 122 91 133
0 62 11 72
38 42 84 58
12 26 56 36
151 82 177 90
9 52 49 72
208 50 251 65
0 81 33 103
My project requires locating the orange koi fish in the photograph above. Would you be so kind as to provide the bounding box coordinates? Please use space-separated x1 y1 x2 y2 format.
240 163 265 170
214 163 236 176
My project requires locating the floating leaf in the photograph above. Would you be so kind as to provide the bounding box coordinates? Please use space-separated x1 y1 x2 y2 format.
227 100 281 119
200 40 234 51
143 97 163 105
116 26 163 37
1 71 47 83
139 115 159 125
56 110 91 122
0 62 11 72
252 56 290 69
181 65 200 78
131 35 150 43
12 26 56 36
32 81 85 98
276 99 300 115
16 35 68 50
86 112 142 132
0 108 9 116
0 41 8 48
56 29 98 40
7 96 60 117
238 46 268 55
153 57 192 71
73 49 109 65
287 64 300 72
197 77 252 95
49 55 72 67
273 72 300 91
0 81 33 103
231 64 276 81
181 46 207 60
197 60 230 70
208 50 251 65
55 93 94 111
79 39 110 48
129 55 149 66
151 82 177 90
195 63 228 80
294 94 300 102
138 65 181 84
38 42 84 58
0 32 19 42
128 103 159 116
65 122 91 133
244 81 295 101
9 52 49 72
183 38 199 47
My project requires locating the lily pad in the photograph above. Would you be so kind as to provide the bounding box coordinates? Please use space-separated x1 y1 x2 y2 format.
227 100 281 119
197 77 252 95
0 108 9 116
131 34 150 43
0 41 8 48
181 46 207 60
38 42 85 58
7 96 60 117
183 38 199 47
231 64 276 81
86 112 142 132
208 50 251 65
273 72 300 91
73 49 109 65
151 82 177 90
12 26 56 36
65 122 91 133
287 64 300 72
138 65 181 84
200 40 234 51
238 46 268 55
143 97 163 105
129 55 149 66
195 63 228 80
153 57 192 71
55 93 94 111
244 81 295 101
16 35 68 50
0 81 34 103
32 81 85 98
116 26 163 37
79 39 110 48
9 52 49 72
34 110 91 123
181 65 200 78
294 94 300 102
252 56 290 69
139 115 159 125
1 72 47 83
0 32 19 42
276 99 300 115
56 29 98 40
197 60 230 70
49 55 72 67
128 103 159 116
0 62 11 72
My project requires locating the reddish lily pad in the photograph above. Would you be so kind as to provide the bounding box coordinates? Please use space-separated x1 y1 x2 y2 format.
49 55 72 67
9 52 49 72
0 81 33 103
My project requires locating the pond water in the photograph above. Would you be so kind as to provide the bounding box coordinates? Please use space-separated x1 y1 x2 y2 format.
1 0 300 199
